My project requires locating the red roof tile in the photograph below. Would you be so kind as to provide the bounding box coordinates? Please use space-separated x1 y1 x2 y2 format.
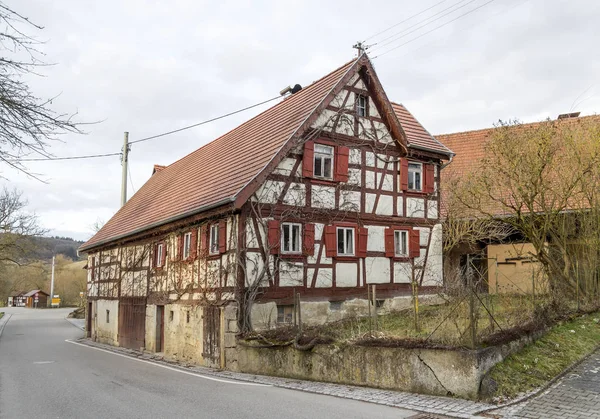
391 103 453 156
81 58 360 251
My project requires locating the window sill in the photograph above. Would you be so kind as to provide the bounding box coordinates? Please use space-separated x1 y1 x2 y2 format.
311 178 338 186
334 255 360 262
279 253 305 261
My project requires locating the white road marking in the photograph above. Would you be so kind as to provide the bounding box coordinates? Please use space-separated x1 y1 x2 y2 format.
33 361 55 364
65 339 270 387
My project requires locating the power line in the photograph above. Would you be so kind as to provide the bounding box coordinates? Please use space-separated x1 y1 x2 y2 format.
363 0 450 42
8 95 282 163
128 164 136 194
129 95 281 145
370 0 479 53
14 152 122 162
373 0 497 59
373 0 530 61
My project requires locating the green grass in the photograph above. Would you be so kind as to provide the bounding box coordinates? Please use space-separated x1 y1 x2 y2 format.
0 312 3 320
487 312 600 400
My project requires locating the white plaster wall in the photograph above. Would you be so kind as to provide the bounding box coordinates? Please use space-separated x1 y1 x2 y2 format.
307 267 333 288
245 253 266 287
365 193 376 213
423 224 443 286
397 196 404 216
283 183 306 206
348 168 361 186
95 299 119 346
336 263 357 287
279 261 304 287
251 302 278 330
312 185 336 209
365 257 390 284
273 157 297 176
381 173 394 191
145 304 157 352
365 170 375 189
415 227 431 247
246 219 266 248
376 154 387 169
365 151 375 167
349 149 361 165
427 199 439 219
339 190 361 212
312 108 337 131
367 225 385 252
394 262 412 283
376 195 393 216
256 180 284 204
407 197 425 218
336 114 354 136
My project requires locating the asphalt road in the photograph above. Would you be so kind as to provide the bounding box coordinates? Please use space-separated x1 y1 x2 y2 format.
0 307 416 419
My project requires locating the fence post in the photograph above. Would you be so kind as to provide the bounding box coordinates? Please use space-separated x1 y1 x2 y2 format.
468 255 477 348
531 269 536 310
372 284 377 332
296 292 302 333
411 262 420 333
293 289 297 326
367 284 372 333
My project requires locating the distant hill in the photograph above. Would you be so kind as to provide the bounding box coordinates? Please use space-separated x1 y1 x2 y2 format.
32 236 85 261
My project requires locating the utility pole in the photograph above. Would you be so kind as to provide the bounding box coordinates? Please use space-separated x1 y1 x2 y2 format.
121 132 129 207
352 41 365 56
49 255 55 308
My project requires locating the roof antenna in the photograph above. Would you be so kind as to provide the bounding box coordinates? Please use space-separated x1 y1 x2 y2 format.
353 41 373 57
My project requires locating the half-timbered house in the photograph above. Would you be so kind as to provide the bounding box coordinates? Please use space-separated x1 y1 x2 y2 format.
80 53 453 367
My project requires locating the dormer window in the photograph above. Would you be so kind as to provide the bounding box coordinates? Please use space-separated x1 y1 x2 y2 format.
356 94 367 117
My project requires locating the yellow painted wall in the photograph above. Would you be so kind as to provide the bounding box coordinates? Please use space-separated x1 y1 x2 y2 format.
487 243 544 294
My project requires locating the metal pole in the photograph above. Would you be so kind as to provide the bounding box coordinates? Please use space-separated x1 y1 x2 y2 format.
49 255 55 308
121 132 129 207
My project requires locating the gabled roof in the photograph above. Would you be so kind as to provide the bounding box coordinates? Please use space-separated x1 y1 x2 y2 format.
436 115 600 179
391 103 453 157
23 289 48 297
81 54 445 252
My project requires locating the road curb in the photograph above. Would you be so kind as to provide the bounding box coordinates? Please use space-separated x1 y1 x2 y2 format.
64 317 85 331
0 313 12 339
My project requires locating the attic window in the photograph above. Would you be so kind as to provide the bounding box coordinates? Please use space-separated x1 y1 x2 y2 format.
408 162 422 191
314 144 334 179
183 232 192 259
356 94 367 117
209 224 220 255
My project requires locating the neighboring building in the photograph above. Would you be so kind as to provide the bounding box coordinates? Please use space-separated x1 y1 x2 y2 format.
437 113 600 293
23 290 49 308
8 292 26 307
79 54 453 367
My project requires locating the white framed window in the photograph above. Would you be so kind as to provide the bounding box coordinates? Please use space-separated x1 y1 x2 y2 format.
408 162 422 191
356 94 367 117
337 227 355 256
182 232 192 259
156 243 164 267
394 230 408 257
281 223 302 254
314 144 334 179
209 224 219 254
277 305 294 323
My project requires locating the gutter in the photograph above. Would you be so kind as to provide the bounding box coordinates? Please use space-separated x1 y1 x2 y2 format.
408 143 455 160
79 197 236 253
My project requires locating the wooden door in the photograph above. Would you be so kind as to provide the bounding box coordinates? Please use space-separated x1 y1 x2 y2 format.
202 305 220 365
118 297 147 350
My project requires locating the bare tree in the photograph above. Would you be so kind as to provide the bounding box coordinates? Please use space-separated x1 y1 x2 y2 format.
0 3 83 175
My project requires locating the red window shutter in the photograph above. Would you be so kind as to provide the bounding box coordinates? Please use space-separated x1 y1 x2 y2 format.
267 220 280 254
384 229 395 258
160 241 167 266
400 158 409 191
302 141 315 178
200 225 208 256
190 229 198 259
335 146 350 182
409 229 420 258
357 227 368 258
425 164 435 194
303 223 315 256
219 221 227 254
324 225 336 257
177 235 184 260
152 244 158 267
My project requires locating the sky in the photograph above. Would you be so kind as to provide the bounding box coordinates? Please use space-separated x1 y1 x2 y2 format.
5 0 600 241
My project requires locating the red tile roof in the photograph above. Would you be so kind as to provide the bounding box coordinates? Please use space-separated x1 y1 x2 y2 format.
81 58 360 251
81 56 448 252
392 103 453 156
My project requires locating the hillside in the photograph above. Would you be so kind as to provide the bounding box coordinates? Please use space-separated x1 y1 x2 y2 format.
31 236 85 261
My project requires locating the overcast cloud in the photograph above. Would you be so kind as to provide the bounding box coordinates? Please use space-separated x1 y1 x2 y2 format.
5 0 600 241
